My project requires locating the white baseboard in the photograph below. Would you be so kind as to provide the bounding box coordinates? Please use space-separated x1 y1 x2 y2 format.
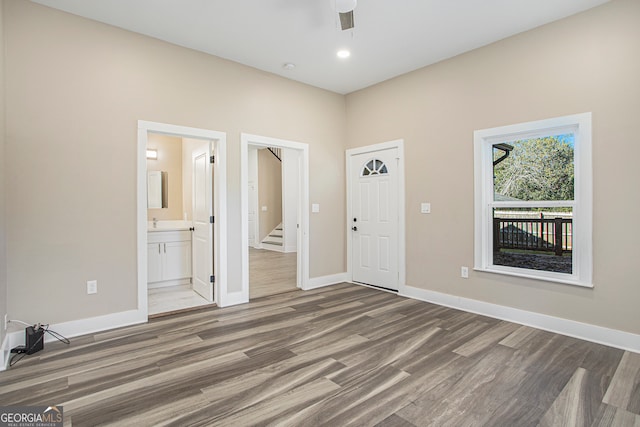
1 309 146 371
4 281 635 371
0 334 8 372
284 245 297 253
306 273 349 290
399 284 640 354
260 243 284 253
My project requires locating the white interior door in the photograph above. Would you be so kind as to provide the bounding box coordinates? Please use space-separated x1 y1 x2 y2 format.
350 148 399 291
282 149 300 254
192 146 213 301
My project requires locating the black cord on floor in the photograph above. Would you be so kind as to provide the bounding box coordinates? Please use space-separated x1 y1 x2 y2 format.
45 326 70 345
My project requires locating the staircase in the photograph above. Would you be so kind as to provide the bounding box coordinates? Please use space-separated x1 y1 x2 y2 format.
261 224 283 252
267 147 282 162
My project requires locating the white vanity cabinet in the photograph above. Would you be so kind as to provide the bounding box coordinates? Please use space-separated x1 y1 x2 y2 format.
147 230 192 286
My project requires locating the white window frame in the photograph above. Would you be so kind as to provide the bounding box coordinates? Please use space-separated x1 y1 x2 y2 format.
473 113 592 287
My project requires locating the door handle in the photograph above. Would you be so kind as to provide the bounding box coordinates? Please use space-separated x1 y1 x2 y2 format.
352 226 358 231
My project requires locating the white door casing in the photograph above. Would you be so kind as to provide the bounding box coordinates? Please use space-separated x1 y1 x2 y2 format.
248 181 257 247
240 133 309 300
248 148 259 248
347 140 405 292
137 120 227 320
282 148 300 253
192 147 214 302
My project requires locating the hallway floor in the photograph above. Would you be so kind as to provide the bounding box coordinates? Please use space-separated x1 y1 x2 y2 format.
249 247 297 299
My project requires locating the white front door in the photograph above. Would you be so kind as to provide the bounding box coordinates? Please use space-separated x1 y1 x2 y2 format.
192 146 214 301
350 148 399 291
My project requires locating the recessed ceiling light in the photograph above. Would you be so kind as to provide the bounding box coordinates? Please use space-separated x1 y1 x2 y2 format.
282 62 296 70
337 49 351 59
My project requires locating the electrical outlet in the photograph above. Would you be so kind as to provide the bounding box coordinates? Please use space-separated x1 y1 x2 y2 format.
87 280 98 294
461 266 469 278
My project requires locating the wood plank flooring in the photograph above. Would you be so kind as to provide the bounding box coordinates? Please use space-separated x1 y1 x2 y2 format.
1 283 638 426
249 248 297 299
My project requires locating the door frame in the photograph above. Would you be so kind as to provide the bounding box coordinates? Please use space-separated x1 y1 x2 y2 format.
240 133 310 299
247 147 260 248
346 140 406 292
137 120 228 319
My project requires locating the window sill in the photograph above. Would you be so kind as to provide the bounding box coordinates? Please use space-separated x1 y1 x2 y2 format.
474 266 594 289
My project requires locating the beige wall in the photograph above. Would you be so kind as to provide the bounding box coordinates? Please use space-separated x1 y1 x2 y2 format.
4 0 346 323
4 0 637 338
258 149 282 241
346 0 640 334
0 0 7 347
146 133 183 221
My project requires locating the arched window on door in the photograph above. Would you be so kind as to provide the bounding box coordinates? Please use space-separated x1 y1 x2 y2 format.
361 159 388 176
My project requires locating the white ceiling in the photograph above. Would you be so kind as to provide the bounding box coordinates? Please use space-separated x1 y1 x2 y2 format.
32 0 609 94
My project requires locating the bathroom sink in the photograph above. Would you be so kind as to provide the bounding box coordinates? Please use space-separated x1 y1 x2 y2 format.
148 220 192 232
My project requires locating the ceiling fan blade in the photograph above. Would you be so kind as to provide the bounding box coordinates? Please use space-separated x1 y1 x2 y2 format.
339 10 354 30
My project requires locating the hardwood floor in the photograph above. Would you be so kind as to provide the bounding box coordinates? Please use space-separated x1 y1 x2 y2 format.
249 248 297 299
1 283 638 426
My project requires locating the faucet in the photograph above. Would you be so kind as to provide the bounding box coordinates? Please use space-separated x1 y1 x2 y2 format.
153 217 158 228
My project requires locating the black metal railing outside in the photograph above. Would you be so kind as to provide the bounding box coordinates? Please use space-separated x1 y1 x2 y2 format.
493 216 572 256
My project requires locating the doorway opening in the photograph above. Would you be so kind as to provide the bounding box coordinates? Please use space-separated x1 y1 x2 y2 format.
248 146 297 298
137 121 228 319
241 133 310 301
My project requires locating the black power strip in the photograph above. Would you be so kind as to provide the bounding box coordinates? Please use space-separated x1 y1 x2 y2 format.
9 322 69 368
10 325 45 355
25 325 45 354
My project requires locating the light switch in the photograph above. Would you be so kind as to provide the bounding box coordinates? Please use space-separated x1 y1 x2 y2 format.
261 206 267 211
312 203 320 213
421 202 431 214
87 280 98 294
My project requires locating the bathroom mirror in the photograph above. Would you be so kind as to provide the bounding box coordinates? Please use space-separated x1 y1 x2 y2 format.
147 171 168 209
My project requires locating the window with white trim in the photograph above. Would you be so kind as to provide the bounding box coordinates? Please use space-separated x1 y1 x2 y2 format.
474 113 592 287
